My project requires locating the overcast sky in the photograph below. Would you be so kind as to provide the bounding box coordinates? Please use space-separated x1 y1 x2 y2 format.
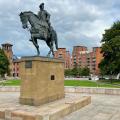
0 0 120 56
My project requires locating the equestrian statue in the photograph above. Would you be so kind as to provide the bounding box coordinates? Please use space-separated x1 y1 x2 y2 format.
19 3 58 56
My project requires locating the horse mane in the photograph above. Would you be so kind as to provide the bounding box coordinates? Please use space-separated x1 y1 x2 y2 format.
23 11 39 19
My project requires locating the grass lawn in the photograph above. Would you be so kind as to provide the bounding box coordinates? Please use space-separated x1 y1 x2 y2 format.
65 80 120 88
0 79 120 88
0 79 21 86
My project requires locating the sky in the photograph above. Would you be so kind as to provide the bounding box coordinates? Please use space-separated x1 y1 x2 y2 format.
0 0 120 56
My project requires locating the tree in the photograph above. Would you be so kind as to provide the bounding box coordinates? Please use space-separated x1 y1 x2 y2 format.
77 68 82 76
99 21 120 75
81 67 90 76
0 48 10 78
71 67 78 76
64 69 72 77
64 67 90 77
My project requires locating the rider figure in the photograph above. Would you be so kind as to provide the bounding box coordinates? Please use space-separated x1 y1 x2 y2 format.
38 3 51 30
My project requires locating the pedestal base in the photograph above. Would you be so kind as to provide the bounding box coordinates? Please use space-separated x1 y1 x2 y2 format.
19 56 65 106
20 94 64 106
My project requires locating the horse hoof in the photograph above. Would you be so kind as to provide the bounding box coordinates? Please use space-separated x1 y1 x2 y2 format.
37 51 40 56
37 53 40 56
47 54 50 57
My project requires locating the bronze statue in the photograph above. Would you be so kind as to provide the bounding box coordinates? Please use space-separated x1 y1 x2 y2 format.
38 3 50 29
19 3 58 56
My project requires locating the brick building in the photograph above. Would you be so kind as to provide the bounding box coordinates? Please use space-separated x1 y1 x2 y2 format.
1 43 20 77
0 43 103 76
54 48 71 69
1 43 13 75
93 47 103 75
72 46 88 68
72 46 103 75
13 56 20 77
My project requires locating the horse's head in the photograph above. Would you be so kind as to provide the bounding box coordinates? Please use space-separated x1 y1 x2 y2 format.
19 12 28 29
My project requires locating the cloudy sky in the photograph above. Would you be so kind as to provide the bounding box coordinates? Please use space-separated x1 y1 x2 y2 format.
0 0 120 56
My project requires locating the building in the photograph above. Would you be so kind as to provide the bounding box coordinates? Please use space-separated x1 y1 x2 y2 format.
12 56 20 77
0 43 103 76
93 47 103 75
54 48 71 69
72 46 88 68
1 43 13 75
1 43 20 77
66 51 72 69
13 60 19 77
72 46 103 75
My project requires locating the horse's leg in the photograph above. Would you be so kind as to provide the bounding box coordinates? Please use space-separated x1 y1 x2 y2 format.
51 29 58 50
31 37 40 56
34 38 40 56
51 41 54 56
50 33 55 56
47 41 54 57
46 41 52 57
47 50 51 57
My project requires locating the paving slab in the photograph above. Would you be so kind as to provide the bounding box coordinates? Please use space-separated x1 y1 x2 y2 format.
61 93 120 120
1 92 120 120
0 92 90 120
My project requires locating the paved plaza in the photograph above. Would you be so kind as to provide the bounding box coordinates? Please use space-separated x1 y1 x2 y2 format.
0 92 120 120
61 93 120 120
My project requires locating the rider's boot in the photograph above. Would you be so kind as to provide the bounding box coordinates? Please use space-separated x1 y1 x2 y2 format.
29 39 32 42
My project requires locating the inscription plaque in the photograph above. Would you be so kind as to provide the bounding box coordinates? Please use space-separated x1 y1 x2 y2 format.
25 60 32 68
51 75 55 80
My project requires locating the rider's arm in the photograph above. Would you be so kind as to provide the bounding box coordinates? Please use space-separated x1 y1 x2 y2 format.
45 10 50 22
37 11 41 19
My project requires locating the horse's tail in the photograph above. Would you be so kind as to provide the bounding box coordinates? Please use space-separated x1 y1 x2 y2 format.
54 32 58 50
52 30 58 50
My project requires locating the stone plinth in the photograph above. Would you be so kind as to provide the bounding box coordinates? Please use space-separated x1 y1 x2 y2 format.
0 92 91 120
19 56 65 106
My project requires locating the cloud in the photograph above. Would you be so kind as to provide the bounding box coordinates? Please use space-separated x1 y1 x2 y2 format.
0 0 119 56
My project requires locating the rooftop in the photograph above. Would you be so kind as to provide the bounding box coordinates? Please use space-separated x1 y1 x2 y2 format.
73 45 87 48
2 43 13 46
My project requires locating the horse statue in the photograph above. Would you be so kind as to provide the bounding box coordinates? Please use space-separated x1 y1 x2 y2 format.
19 11 58 56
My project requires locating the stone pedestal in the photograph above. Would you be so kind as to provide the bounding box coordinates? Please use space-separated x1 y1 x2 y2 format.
19 56 65 106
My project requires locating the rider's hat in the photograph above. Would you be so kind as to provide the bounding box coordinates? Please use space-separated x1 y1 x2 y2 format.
39 3 44 8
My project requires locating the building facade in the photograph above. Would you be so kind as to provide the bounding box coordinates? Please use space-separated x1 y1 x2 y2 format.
72 46 103 75
0 43 103 76
72 46 88 68
54 48 72 69
1 43 13 75
13 58 19 77
1 43 20 77
93 47 103 75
